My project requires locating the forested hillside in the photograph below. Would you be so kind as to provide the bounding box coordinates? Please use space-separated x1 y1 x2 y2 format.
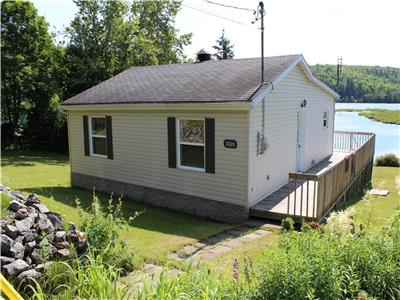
310 65 400 103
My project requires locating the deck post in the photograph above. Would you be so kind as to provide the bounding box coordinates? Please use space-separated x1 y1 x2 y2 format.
250 131 375 223
349 132 354 151
293 179 297 217
300 182 304 219
306 180 309 220
287 178 291 216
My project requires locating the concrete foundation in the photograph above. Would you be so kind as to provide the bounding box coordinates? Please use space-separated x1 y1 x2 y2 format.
71 172 248 223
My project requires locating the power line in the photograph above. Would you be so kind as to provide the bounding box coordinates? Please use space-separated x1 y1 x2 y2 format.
182 2 255 28
202 0 256 13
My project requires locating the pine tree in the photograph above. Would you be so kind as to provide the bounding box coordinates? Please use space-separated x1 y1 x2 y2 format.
212 29 234 60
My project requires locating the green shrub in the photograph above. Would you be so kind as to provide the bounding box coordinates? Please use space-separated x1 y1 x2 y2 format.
136 265 246 300
76 194 136 272
253 210 400 300
1 193 11 217
281 217 295 232
375 153 400 167
325 208 355 237
28 252 131 300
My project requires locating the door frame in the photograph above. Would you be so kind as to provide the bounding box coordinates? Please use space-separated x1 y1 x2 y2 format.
296 110 306 172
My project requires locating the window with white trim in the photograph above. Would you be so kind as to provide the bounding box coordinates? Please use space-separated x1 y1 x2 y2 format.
177 119 205 171
323 111 328 128
89 117 107 156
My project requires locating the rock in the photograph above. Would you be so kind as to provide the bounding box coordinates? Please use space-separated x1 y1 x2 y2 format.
15 236 23 244
30 248 42 264
1 234 14 253
56 248 70 259
15 208 29 220
5 224 19 239
9 242 25 259
75 239 88 255
14 217 34 234
35 261 53 273
54 241 69 250
37 214 54 233
32 203 50 214
0 256 15 266
17 269 41 284
9 200 26 212
3 259 29 277
23 230 38 244
46 232 55 243
27 207 37 215
49 244 57 256
68 222 76 232
54 231 66 242
10 191 26 202
39 237 49 248
24 241 36 254
47 212 64 231
25 256 32 265
25 194 40 206
38 238 56 256
66 231 78 243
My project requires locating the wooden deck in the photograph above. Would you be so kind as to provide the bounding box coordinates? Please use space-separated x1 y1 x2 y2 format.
250 153 347 221
250 131 375 222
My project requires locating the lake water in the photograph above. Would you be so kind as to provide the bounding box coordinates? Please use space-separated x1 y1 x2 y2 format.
336 103 400 110
334 104 399 156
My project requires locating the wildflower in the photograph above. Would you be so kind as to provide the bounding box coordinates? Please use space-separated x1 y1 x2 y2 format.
233 258 239 282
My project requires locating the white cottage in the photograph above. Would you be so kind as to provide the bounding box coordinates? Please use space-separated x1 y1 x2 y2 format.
62 54 341 223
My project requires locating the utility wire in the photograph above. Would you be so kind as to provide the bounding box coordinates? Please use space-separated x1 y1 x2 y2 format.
202 0 256 13
182 2 255 28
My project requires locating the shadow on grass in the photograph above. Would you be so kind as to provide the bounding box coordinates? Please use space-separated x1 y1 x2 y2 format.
20 186 230 239
337 185 371 211
1 150 69 167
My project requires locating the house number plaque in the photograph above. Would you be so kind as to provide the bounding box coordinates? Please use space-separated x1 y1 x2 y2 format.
224 139 237 149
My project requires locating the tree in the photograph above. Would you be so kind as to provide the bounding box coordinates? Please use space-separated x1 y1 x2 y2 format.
212 29 234 60
131 0 192 65
1 0 64 147
65 0 191 98
310 64 400 103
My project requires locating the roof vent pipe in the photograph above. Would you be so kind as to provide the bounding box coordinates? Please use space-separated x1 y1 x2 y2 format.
197 51 211 62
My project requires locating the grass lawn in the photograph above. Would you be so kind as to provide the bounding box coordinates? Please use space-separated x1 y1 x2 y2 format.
204 166 399 274
336 108 400 125
345 166 400 233
204 228 280 276
1 151 398 274
1 151 235 268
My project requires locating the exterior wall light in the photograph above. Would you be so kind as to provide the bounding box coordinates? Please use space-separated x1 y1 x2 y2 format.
301 99 307 108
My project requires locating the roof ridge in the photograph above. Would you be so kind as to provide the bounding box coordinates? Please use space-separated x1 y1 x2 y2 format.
122 53 303 71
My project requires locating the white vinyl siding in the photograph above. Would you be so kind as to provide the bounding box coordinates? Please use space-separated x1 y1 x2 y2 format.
68 110 249 206
248 65 334 206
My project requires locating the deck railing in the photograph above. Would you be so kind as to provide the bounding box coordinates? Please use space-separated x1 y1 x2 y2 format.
287 131 375 222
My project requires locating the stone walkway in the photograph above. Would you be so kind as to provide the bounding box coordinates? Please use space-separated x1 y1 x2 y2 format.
121 218 280 289
168 227 272 264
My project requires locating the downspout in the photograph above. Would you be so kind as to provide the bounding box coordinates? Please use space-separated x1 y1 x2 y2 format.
259 1 267 154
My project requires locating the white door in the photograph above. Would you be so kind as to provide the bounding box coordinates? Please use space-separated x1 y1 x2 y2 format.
296 111 306 172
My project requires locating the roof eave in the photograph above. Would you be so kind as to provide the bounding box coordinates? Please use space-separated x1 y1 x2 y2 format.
61 101 252 112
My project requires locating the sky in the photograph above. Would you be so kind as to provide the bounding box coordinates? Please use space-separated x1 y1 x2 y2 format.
32 0 400 67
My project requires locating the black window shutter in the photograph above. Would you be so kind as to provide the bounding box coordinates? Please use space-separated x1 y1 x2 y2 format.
167 117 176 168
106 116 114 159
205 118 215 174
83 116 90 156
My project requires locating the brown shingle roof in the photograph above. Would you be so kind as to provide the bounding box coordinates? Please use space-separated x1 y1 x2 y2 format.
62 54 301 105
